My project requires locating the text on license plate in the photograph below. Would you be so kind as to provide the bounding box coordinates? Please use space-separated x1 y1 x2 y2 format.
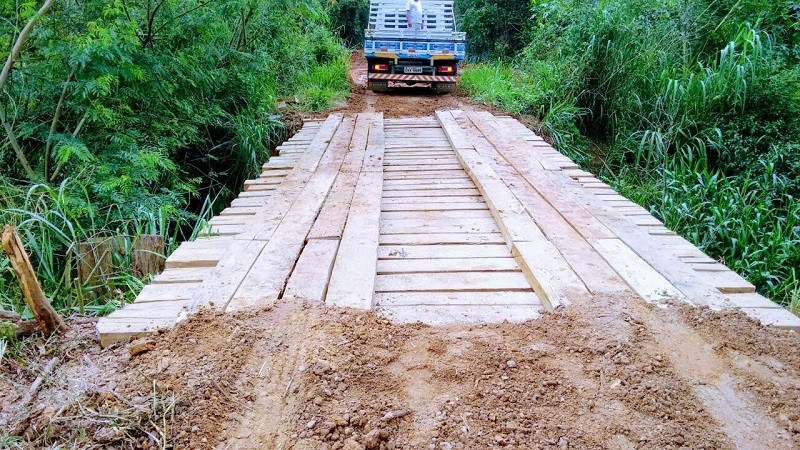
404 67 424 74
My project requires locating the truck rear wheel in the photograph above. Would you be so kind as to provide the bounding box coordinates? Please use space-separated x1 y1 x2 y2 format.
368 81 389 92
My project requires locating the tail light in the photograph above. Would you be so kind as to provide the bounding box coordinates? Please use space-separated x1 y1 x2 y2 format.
372 63 390 72
437 65 455 74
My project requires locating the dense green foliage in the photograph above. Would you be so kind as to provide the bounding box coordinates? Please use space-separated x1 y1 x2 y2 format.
456 0 532 58
461 0 800 308
327 0 370 47
1 0 349 316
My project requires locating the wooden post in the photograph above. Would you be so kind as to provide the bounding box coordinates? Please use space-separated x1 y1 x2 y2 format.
133 235 165 278
1 225 67 336
76 237 119 285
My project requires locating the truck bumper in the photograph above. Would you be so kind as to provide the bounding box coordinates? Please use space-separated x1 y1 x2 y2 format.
368 74 458 83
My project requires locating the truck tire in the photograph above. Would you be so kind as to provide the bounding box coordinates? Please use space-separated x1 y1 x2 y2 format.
368 81 389 92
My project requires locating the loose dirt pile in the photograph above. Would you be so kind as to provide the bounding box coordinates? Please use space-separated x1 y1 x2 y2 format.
2 296 799 449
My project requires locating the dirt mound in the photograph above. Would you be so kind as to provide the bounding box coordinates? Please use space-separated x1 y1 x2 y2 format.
1 308 268 449
285 303 728 450
3 298 799 449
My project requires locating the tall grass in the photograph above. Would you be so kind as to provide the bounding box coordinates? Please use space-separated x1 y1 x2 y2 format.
0 178 193 316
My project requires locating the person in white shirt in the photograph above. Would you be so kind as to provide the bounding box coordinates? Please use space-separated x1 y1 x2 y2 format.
406 0 424 31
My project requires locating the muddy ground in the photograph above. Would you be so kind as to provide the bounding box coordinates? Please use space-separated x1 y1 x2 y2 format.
2 60 800 449
2 296 799 449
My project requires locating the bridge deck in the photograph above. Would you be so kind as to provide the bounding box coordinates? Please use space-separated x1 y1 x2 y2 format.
97 111 800 345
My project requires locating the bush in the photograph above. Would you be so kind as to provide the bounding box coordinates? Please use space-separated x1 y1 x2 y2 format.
0 0 350 316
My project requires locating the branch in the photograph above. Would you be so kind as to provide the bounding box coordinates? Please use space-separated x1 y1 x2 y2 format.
0 106 35 178
0 0 57 93
45 71 74 181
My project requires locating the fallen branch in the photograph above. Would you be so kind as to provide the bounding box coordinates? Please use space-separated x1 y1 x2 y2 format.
2 225 67 336
20 356 61 408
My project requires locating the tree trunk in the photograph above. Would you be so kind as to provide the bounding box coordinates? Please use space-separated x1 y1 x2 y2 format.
1 225 67 336
133 235 165 278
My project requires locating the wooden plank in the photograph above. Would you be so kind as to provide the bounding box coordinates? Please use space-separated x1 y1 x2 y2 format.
308 114 371 239
438 110 590 309
226 116 357 311
384 164 463 172
381 209 493 221
384 156 458 164
461 111 615 240
382 188 482 197
135 284 192 303
382 196 484 204
165 245 223 269
377 257 520 274
107 300 189 319
381 181 477 191
375 272 531 292
375 291 539 306
380 217 500 235
383 178 473 187
219 207 259 216
152 267 211 285
230 197 271 208
705 270 756 294
689 263 729 272
283 239 340 303
378 244 510 259
738 307 800 329
722 293 782 309
456 126 630 297
326 114 385 310
628 215 664 227
185 115 345 312
97 317 175 346
377 304 540 325
593 238 685 302
379 233 506 245
381 202 489 212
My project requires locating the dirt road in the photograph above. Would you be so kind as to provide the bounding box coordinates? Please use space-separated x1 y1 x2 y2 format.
2 62 800 450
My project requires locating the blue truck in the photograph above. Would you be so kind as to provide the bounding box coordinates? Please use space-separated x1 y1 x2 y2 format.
364 0 466 93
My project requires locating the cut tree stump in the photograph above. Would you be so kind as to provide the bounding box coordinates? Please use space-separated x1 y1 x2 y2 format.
2 225 67 336
75 236 120 285
133 235 165 278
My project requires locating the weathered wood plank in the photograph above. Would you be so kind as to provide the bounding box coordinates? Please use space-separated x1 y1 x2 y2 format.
283 239 340 303
381 202 489 212
375 291 539 306
378 244 510 259
593 238 685 302
379 233 506 245
226 116 357 311
326 114 385 310
377 304 540 325
380 217 500 235
185 114 345 312
375 272 532 292
377 257 520 274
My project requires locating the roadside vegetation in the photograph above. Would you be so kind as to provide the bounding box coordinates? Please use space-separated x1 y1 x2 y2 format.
0 0 350 318
459 0 800 311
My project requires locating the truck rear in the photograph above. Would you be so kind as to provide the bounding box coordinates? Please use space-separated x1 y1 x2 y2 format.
364 0 466 93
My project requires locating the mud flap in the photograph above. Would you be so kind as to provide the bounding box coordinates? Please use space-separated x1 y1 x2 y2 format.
432 83 457 94
368 80 389 92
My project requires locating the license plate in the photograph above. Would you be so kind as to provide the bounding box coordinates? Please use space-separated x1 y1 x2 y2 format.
404 67 423 74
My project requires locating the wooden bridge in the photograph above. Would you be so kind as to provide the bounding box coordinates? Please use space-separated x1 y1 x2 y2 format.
97 111 800 345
